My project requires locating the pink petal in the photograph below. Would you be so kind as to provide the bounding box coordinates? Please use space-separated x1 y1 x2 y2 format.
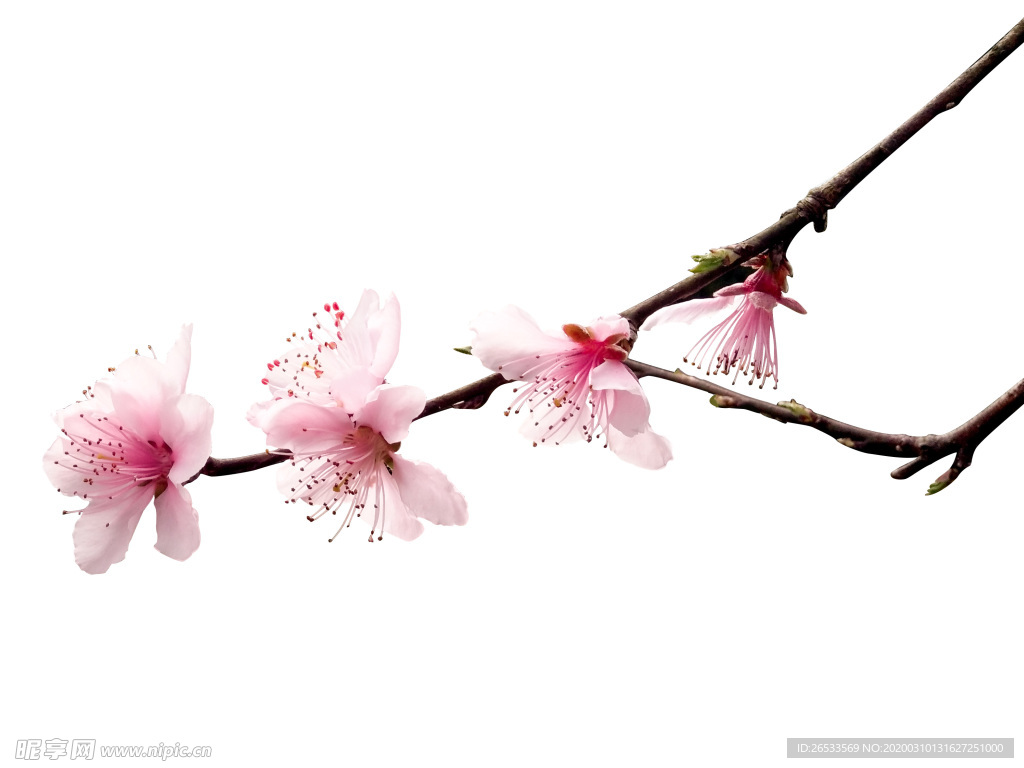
106 357 172 442
470 305 574 378
779 295 808 314
153 482 201 562
713 283 749 298
43 436 83 496
354 384 425 444
163 393 215 484
589 360 650 437
377 470 425 541
246 398 275 430
72 484 153 574
263 400 355 453
163 325 193 395
587 315 631 342
605 424 673 469
391 455 469 527
328 367 383 412
338 289 398 377
640 295 738 330
368 292 401 379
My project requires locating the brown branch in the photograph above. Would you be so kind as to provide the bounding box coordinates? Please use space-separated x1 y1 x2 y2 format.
627 359 1024 494
186 451 289 484
415 372 507 421
620 16 1024 329
414 16 1024 419
183 18 1024 485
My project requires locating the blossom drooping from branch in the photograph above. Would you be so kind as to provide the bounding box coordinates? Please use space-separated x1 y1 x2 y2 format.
250 292 468 542
641 256 807 389
43 327 214 574
470 306 672 469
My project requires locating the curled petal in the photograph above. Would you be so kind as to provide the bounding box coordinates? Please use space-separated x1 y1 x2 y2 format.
779 296 808 314
153 482 201 562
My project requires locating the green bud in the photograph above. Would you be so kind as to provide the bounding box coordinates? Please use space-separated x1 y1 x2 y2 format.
453 346 473 355
710 394 738 408
777 399 814 422
689 248 739 274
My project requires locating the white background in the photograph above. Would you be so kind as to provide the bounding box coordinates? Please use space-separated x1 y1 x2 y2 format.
2 3 1021 766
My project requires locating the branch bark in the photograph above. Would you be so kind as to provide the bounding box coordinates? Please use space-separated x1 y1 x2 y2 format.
627 359 1024 494
191 17 1024 489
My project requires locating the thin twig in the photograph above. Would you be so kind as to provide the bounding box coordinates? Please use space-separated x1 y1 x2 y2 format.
627 359 1024 494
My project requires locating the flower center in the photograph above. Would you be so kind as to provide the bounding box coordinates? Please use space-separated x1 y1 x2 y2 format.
51 413 174 505
285 423 398 543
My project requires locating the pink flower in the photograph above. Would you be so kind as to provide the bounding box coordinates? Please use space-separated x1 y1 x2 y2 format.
641 257 807 389
43 327 214 574
252 294 468 542
248 290 401 426
470 306 672 469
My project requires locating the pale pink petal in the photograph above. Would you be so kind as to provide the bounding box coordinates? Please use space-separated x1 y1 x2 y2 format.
605 424 673 470
263 400 355 454
588 315 631 341
391 455 469 527
341 289 386 372
246 398 276 430
640 295 738 330
470 305 574 378
163 325 193 395
354 384 425 444
329 367 384 412
779 295 808 314
43 437 84 496
368 293 401 379
590 360 644 394
163 393 215 484
72 484 153 574
589 360 650 437
106 357 170 442
153 482 201 562
376 469 425 541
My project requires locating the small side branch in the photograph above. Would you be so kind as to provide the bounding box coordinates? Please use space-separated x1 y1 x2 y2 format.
627 359 1024 494
415 372 508 421
187 451 290 484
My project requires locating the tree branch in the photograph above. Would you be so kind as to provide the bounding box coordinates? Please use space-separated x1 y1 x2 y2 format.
185 17 1024 486
620 16 1024 329
188 451 289 484
627 359 1024 494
